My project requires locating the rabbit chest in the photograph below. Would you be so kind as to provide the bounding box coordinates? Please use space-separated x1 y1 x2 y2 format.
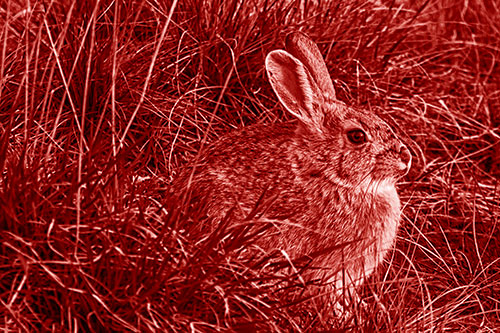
304 178 402 285
357 180 401 268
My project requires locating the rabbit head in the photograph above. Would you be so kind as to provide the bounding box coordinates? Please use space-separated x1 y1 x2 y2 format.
265 32 411 191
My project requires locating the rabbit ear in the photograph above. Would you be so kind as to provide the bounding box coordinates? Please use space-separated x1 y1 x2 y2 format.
285 32 336 100
266 50 325 131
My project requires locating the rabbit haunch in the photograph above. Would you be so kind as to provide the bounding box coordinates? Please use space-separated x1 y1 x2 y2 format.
172 32 411 292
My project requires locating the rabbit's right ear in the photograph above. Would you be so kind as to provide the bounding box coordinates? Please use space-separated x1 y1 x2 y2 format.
266 50 325 132
285 32 336 101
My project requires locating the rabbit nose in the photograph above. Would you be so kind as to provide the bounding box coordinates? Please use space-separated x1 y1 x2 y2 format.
398 143 412 169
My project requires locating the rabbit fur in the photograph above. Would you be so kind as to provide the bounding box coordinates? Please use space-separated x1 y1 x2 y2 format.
171 32 411 295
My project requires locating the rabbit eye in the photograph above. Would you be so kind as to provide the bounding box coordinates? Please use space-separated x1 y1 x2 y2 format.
346 129 367 145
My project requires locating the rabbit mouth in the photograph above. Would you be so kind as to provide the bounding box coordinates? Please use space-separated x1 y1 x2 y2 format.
369 162 408 182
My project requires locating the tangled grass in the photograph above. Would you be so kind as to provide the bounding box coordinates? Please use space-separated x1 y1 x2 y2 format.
1 0 499 331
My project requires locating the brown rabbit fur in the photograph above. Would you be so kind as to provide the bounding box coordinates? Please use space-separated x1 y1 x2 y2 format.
171 32 411 300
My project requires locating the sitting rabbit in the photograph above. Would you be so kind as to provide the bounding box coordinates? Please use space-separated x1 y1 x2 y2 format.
172 32 411 298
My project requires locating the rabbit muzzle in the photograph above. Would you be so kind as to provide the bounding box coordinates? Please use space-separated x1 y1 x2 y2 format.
396 143 412 176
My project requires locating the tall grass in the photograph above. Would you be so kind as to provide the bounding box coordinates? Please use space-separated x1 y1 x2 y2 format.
1 0 499 331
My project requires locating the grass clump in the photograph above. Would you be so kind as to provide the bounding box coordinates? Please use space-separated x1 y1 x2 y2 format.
1 0 499 331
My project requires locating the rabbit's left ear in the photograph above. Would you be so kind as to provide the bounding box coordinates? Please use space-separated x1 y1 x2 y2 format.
266 50 325 132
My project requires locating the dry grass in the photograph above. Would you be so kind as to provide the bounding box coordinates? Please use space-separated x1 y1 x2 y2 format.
1 0 499 331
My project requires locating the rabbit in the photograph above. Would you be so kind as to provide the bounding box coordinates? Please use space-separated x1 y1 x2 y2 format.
171 32 411 300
